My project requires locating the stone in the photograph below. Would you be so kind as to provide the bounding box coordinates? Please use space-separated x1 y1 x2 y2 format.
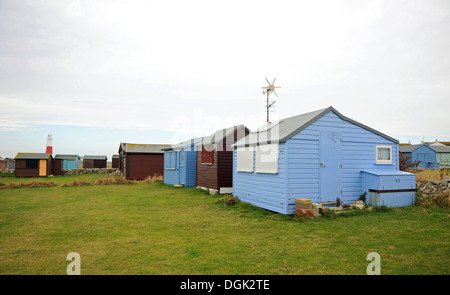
354 204 365 210
295 198 313 209
312 203 322 209
295 208 311 217
312 208 321 217
353 200 365 206
319 207 329 214
209 189 218 195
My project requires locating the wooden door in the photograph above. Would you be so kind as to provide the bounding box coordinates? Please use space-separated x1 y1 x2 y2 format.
39 160 47 176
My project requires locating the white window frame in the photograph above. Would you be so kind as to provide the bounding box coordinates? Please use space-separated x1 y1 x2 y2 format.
236 146 254 172
255 143 279 174
375 145 393 164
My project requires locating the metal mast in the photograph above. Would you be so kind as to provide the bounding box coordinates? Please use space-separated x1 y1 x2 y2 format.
261 78 281 122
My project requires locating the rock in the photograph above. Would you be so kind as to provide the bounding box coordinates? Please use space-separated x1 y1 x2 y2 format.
319 207 329 214
295 198 313 209
353 200 365 206
354 204 365 210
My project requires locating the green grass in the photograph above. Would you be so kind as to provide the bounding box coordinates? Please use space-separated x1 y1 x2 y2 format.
0 178 449 275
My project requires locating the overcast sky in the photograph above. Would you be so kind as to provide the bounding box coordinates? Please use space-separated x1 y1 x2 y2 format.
0 0 449 159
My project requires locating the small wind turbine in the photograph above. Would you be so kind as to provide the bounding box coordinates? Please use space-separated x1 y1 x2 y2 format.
261 78 281 122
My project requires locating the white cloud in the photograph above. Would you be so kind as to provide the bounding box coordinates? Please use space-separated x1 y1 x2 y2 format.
0 0 449 148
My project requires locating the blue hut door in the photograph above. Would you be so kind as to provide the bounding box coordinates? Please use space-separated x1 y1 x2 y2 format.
179 150 187 185
319 131 343 203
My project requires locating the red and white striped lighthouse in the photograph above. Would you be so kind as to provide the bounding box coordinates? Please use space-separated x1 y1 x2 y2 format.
46 133 53 154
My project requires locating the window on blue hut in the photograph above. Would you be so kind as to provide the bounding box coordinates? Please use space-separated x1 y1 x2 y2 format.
237 146 254 172
255 143 279 173
375 145 393 164
165 151 176 170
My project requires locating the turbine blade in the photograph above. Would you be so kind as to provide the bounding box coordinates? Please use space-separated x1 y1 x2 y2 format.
273 78 276 85
273 90 278 97
265 78 270 85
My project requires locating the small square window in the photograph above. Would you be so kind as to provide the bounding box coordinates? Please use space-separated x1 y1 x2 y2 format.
201 145 214 164
376 145 393 164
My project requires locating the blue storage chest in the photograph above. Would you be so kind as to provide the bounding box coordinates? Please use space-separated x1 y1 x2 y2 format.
361 170 416 207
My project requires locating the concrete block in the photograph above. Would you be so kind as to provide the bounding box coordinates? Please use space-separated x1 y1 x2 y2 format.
312 203 322 209
209 189 219 195
295 198 313 209
219 187 233 194
353 200 365 206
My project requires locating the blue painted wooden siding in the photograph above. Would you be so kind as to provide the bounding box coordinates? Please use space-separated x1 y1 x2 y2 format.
184 150 197 187
286 112 398 213
63 159 80 170
233 143 287 214
233 110 399 215
164 151 179 185
411 145 436 163
163 148 197 187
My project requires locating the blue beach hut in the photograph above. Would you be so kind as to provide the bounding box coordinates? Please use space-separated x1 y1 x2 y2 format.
232 106 416 214
54 154 81 170
163 137 202 187
399 144 439 169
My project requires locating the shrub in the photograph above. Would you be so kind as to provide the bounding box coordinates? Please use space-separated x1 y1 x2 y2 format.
221 194 240 206
416 189 450 208
399 152 422 173
94 175 131 185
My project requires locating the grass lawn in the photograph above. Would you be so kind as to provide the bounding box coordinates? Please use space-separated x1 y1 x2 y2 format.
0 176 449 275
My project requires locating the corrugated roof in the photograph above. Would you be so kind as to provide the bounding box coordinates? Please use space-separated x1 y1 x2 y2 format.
119 143 171 154
233 106 398 147
15 153 52 160
83 155 107 160
54 154 80 160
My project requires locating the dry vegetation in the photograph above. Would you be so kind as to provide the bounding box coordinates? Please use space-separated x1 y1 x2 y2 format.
142 174 164 183
415 168 450 183
0 174 164 189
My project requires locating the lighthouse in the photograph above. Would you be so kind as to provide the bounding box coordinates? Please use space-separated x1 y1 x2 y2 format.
46 133 53 154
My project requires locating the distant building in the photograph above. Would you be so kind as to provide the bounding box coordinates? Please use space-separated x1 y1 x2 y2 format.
112 155 120 169
83 155 107 168
119 143 171 180
14 153 53 177
5 158 15 169
54 154 81 170
163 137 203 188
400 143 450 168
399 144 439 169
0 157 6 170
